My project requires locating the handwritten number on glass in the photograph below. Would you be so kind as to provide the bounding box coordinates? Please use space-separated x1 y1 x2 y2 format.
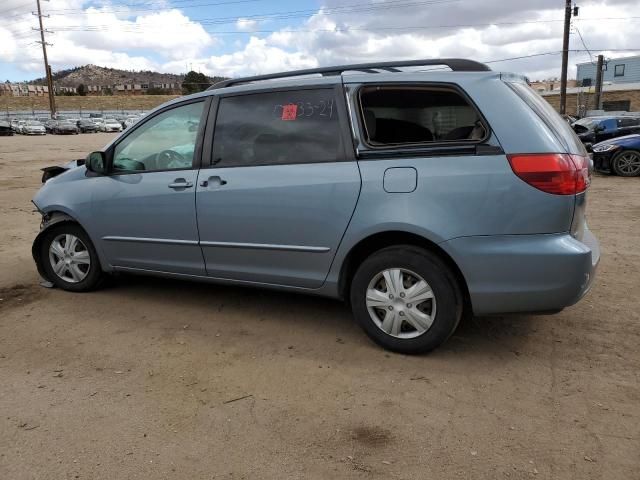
273 100 335 120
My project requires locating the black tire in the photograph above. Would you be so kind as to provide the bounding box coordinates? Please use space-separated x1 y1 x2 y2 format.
611 150 640 177
39 223 103 292
350 245 462 354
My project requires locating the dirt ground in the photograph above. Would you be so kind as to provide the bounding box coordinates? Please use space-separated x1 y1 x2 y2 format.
0 134 638 480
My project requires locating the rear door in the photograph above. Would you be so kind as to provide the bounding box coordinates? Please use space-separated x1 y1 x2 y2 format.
196 85 360 288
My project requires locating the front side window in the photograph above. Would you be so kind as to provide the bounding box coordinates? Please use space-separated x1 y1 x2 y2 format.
212 89 343 167
113 101 204 172
358 85 487 146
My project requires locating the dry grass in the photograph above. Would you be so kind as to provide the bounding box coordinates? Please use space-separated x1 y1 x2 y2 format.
0 94 180 112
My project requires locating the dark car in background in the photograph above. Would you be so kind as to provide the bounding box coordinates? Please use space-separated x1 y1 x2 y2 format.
0 120 12 136
592 134 640 177
77 119 99 133
44 120 57 133
573 116 640 147
53 120 79 135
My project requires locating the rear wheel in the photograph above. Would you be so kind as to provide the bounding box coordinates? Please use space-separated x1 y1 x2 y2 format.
350 246 462 354
612 150 640 177
40 224 103 292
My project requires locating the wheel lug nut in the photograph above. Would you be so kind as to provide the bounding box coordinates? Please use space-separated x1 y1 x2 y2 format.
388 306 393 311
389 294 394 299
399 311 405 316
407 303 412 308
399 292 405 298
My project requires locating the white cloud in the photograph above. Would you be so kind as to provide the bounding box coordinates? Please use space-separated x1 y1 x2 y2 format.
0 0 213 73
236 18 259 32
1 0 640 82
191 36 318 77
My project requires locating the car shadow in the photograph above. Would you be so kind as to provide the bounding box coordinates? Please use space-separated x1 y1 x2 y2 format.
100 274 542 360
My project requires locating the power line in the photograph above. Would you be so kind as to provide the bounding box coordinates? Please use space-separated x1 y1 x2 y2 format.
574 27 594 64
0 1 32 15
16 0 462 20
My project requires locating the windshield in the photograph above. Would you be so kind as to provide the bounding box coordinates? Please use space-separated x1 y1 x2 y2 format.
574 118 596 128
26 121 42 126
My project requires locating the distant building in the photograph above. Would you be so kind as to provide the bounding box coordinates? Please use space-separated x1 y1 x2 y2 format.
87 81 181 95
1 79 182 97
577 55 640 86
530 79 577 93
0 82 48 96
541 82 640 115
54 85 77 94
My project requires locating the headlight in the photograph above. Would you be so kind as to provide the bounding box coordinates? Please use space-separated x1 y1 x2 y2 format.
592 144 620 153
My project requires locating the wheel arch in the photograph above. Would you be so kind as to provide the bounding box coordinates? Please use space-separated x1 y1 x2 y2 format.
612 148 640 176
32 211 86 282
338 230 471 312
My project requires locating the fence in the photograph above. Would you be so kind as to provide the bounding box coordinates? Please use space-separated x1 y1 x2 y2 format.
0 109 148 120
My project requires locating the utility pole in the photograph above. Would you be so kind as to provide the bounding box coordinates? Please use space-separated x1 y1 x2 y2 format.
559 0 572 115
594 54 604 111
33 0 56 118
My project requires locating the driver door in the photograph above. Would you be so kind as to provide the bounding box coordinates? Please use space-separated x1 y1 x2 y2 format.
90 100 207 275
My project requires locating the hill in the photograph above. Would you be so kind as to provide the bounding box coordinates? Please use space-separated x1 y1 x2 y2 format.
26 64 224 87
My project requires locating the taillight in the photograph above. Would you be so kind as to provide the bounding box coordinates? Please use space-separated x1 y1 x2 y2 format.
507 153 591 195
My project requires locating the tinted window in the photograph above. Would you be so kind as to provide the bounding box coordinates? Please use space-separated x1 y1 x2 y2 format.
211 89 342 167
508 81 586 155
358 86 486 145
113 101 204 172
618 118 639 127
603 100 630 111
614 64 625 77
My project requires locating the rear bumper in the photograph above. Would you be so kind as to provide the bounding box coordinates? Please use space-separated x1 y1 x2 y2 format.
441 230 600 316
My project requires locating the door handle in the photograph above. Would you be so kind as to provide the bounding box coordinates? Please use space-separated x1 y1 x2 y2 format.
203 176 227 188
168 180 193 189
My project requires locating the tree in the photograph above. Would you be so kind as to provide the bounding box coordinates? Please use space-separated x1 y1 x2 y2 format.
77 83 87 96
182 71 211 95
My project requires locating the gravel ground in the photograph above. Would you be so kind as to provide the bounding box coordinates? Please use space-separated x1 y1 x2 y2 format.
0 134 639 480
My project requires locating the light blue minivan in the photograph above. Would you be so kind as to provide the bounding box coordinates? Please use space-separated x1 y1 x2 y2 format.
32 59 599 353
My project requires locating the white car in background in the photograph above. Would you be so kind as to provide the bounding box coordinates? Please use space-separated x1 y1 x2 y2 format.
14 120 27 133
100 118 123 132
22 120 46 135
123 116 140 129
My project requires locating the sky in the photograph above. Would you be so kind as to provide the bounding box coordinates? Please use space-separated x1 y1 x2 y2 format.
0 0 639 82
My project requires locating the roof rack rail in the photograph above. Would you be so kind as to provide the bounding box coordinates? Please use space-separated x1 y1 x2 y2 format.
207 58 490 90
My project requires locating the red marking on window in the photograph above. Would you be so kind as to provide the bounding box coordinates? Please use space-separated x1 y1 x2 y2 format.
282 104 298 120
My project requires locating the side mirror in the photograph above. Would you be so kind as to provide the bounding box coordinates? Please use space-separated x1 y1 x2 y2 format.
86 151 107 175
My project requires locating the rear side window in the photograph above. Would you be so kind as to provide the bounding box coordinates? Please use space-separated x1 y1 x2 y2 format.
212 89 343 167
507 81 586 154
358 85 487 146
618 118 639 127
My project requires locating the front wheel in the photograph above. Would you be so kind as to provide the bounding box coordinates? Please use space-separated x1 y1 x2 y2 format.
350 246 462 354
39 224 103 292
611 150 640 177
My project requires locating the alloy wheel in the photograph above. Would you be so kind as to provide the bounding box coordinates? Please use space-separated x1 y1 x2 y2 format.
48 234 91 283
366 268 437 339
614 152 640 176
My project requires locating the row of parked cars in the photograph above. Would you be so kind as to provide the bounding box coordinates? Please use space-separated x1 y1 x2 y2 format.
570 114 640 177
3 114 144 136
